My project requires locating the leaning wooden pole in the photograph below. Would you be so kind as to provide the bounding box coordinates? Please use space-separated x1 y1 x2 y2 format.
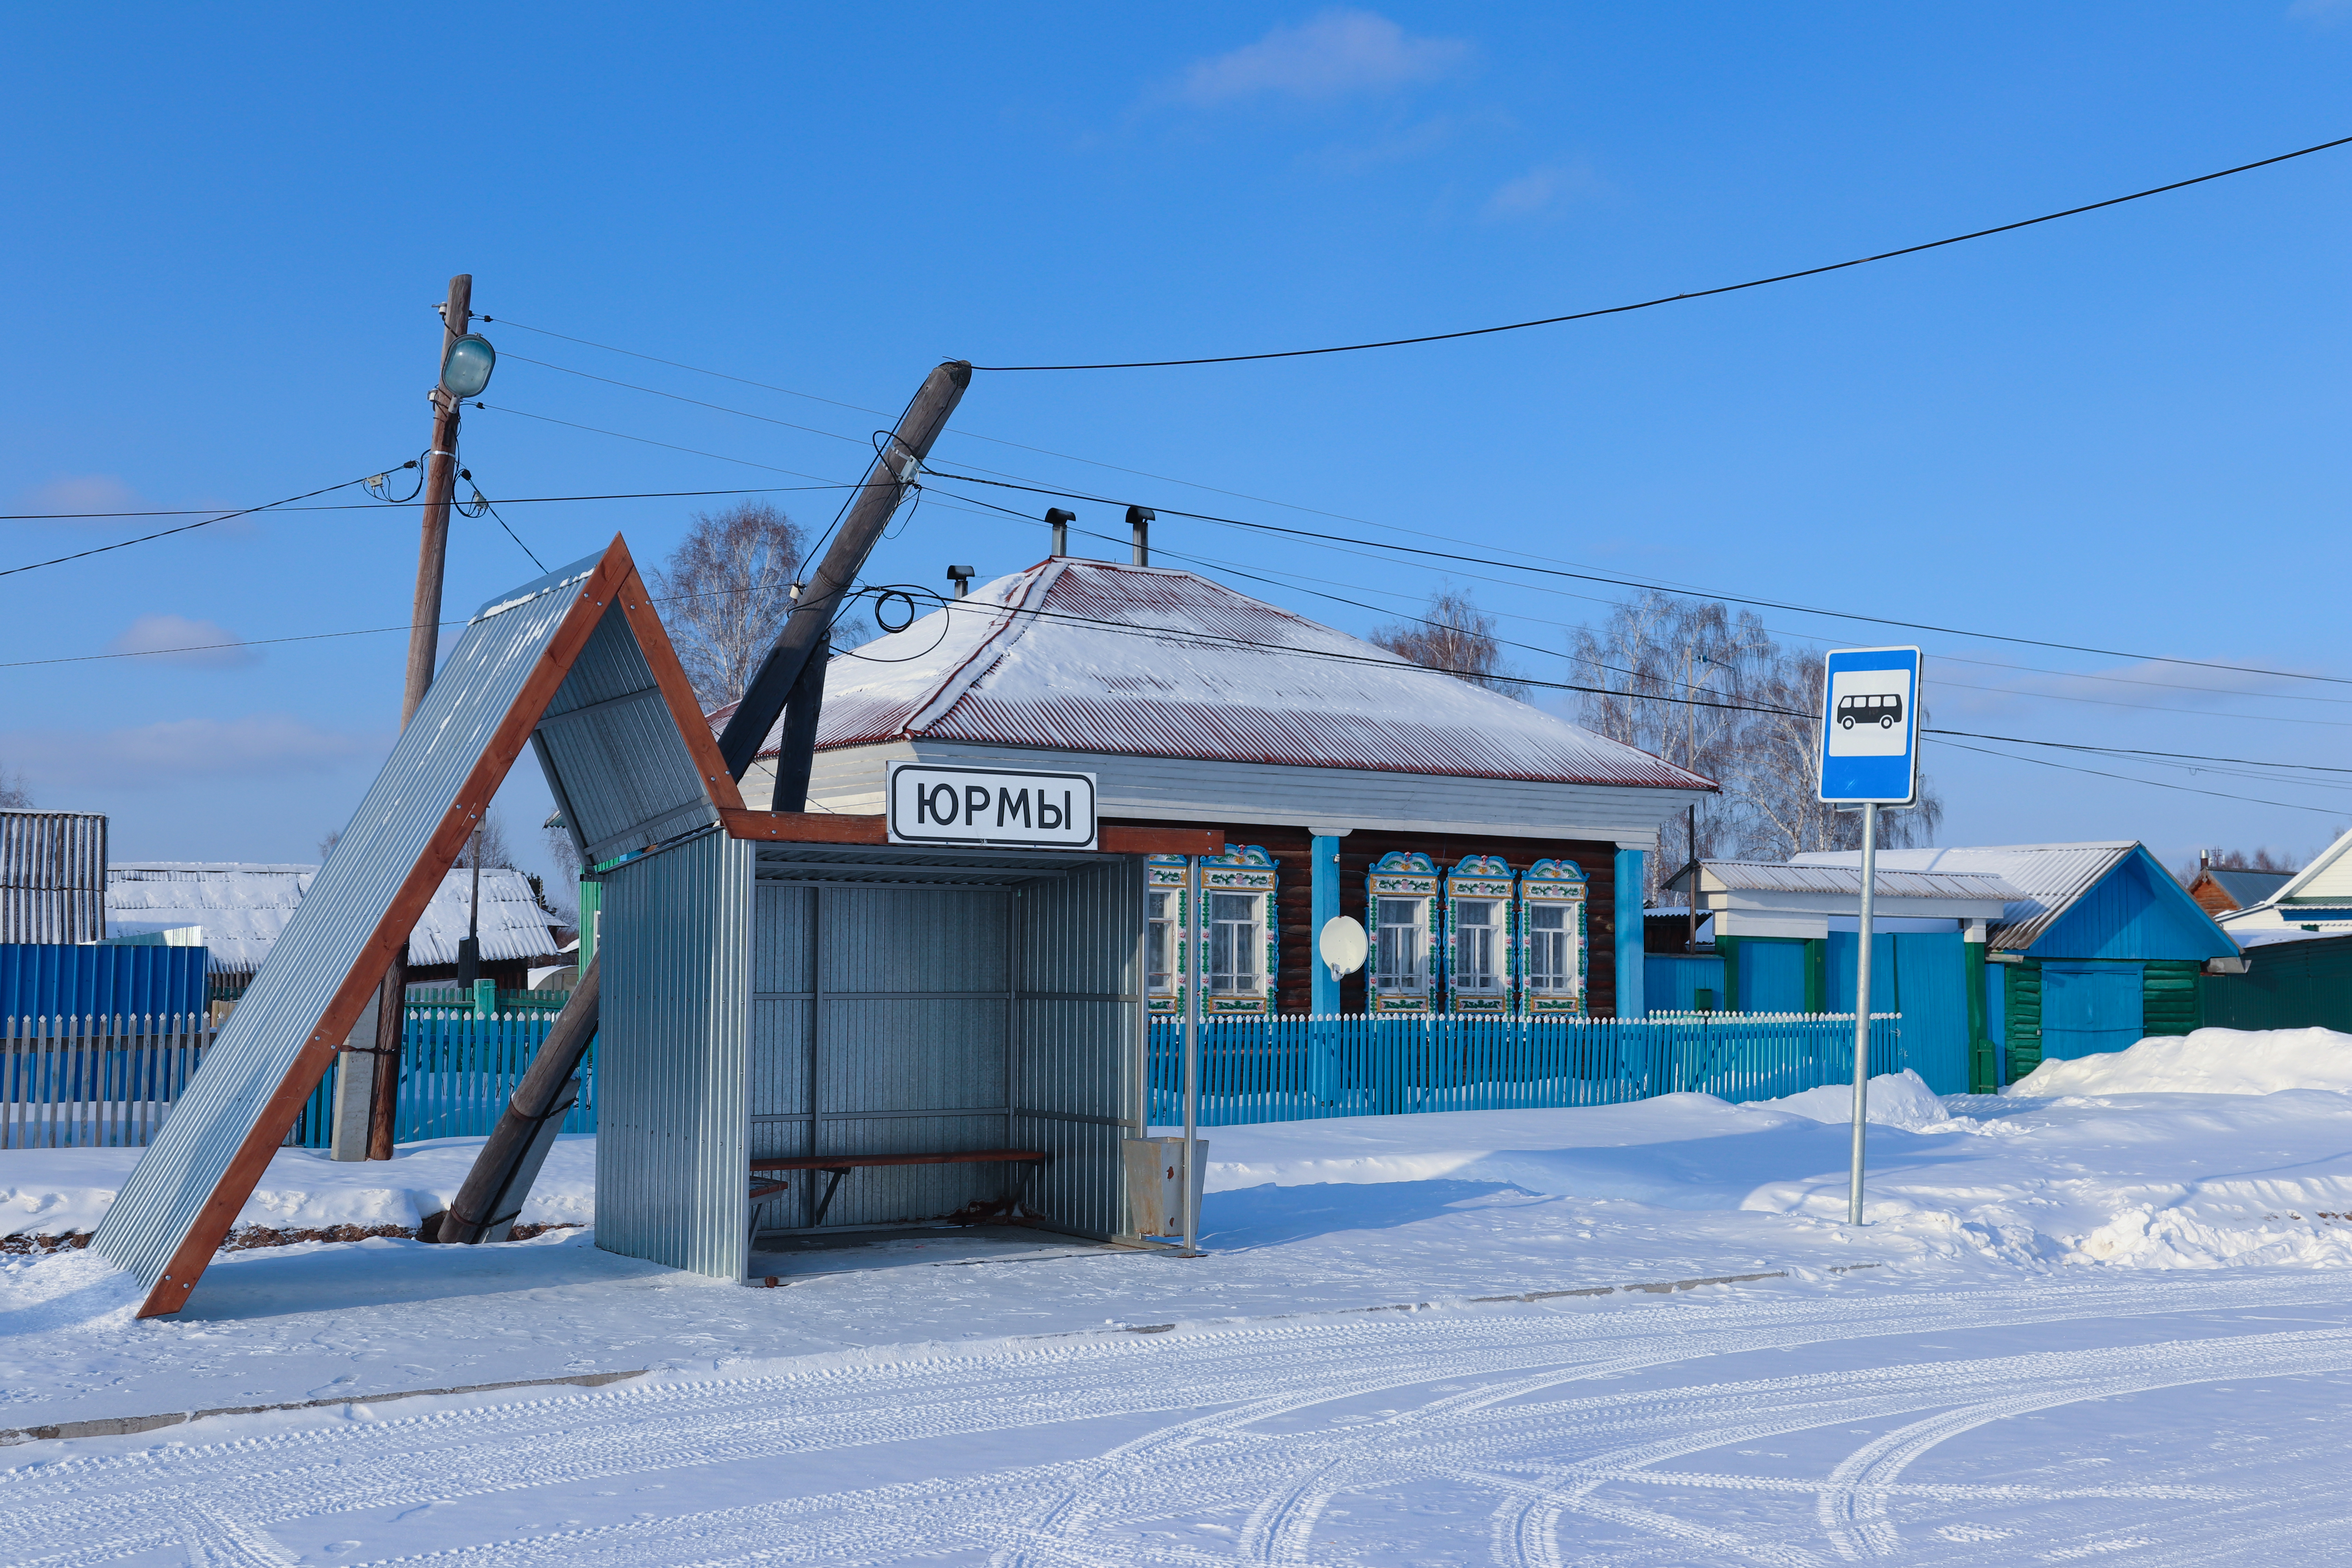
429 955 598 1243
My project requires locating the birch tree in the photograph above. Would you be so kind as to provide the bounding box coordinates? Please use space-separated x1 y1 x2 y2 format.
652 501 808 711
1371 588 1528 699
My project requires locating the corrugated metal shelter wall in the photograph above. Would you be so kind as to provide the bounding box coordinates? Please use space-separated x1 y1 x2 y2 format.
0 944 207 1021
0 811 105 945
1891 933 1967 1094
534 607 721 866
2142 959 2203 1036
90 554 609 1300
2202 935 2352 1032
815 885 1015 1226
1013 857 1140 1241
746 880 814 1221
597 829 751 1279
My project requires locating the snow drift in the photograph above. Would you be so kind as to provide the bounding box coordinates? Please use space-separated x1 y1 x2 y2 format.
2007 1027 2352 1098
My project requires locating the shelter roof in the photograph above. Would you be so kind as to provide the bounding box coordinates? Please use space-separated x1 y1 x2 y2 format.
710 559 1715 791
106 862 562 971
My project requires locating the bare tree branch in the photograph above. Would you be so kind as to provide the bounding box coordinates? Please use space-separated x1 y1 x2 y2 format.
651 500 809 711
1371 588 1529 700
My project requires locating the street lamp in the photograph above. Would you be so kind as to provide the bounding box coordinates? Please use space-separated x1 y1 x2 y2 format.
439 334 497 399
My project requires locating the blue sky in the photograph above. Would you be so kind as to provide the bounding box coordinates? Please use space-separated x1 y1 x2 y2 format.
5 3 2351 892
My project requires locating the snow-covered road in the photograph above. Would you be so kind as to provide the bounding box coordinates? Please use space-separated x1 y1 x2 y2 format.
11 1269 2352 1565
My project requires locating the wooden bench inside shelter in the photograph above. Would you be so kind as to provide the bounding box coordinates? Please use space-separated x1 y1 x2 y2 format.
749 1149 1049 1232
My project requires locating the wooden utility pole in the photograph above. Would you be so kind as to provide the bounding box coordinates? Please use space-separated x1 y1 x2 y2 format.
368 272 474 1160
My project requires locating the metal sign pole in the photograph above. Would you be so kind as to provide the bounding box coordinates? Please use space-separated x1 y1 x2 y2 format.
1849 799 1878 1225
1181 860 1202 1255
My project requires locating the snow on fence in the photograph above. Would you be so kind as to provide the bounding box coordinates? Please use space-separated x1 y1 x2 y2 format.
0 1013 214 1149
1147 1012 1905 1126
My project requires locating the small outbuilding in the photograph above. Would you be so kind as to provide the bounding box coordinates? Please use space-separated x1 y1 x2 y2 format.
1795 842 2239 1083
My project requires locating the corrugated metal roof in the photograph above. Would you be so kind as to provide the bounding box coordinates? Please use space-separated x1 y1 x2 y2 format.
0 810 106 944
106 863 561 971
1790 842 2137 951
1676 859 2021 900
91 542 651 1315
2200 866 2295 909
711 559 1715 791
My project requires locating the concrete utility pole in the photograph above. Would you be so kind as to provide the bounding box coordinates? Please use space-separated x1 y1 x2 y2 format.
369 272 474 1160
715 360 973 795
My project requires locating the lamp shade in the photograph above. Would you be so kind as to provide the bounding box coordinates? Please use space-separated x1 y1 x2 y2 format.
439 334 496 398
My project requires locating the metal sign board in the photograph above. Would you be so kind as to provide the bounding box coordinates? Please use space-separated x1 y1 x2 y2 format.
1817 646 1922 805
887 762 1098 849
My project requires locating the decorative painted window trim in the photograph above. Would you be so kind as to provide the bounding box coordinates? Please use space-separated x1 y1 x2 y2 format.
1368 850 1438 1014
1196 843 1277 1015
1145 853 1190 1017
1444 853 1517 1014
1520 857 1589 1016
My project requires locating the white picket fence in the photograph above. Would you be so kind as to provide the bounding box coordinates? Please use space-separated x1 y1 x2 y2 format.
0 1014 216 1150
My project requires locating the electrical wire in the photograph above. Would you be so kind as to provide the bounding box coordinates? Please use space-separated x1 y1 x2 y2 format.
0 468 409 580
967 132 2352 370
499 353 870 448
922 469 2352 689
1934 738 2346 817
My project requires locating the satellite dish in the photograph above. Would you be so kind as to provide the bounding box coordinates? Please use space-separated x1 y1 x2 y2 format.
1318 915 1368 980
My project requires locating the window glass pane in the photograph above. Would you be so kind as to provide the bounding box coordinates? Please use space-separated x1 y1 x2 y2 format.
1530 905 1565 931
1206 892 1259 993
1457 900 1494 926
1210 893 1254 923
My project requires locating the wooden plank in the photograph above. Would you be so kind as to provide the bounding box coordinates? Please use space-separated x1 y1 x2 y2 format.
719 811 1221 858
750 1148 1046 1172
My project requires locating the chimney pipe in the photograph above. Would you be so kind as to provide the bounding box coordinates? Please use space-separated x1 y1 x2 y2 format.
947 564 976 598
1046 508 1074 557
1127 505 1154 566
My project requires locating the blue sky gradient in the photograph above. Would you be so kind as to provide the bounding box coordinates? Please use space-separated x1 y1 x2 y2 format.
5 4 2350 890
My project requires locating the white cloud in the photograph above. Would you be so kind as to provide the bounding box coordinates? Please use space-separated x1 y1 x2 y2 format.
107 613 261 669
1485 160 1602 219
15 474 141 517
0 715 382 789
1176 9 1470 106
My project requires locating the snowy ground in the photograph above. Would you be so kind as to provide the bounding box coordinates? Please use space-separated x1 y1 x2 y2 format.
10 1028 2352 1563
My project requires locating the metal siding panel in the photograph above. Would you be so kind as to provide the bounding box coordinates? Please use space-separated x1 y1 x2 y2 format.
90 553 613 1298
597 829 751 1279
753 883 812 994
1010 858 1136 1240
0 811 108 945
819 887 1008 994
818 998 1007 1113
1891 933 1969 1094
1736 939 1808 1014
536 604 720 864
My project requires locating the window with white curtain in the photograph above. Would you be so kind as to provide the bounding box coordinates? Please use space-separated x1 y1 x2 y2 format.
1375 897 1426 992
1526 903 1572 992
1206 891 1261 994
1147 889 1175 993
1453 899 1501 993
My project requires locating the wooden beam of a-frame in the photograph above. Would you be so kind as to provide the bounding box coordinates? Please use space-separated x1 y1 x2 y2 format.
137 542 642 1318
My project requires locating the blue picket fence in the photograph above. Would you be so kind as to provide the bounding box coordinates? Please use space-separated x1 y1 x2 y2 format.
285 1008 595 1148
1148 1012 1905 1126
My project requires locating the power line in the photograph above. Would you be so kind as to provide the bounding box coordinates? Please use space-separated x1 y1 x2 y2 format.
969 133 2352 370
499 353 871 448
1934 738 2346 817
922 469 2352 689
478 403 857 484
0 468 405 580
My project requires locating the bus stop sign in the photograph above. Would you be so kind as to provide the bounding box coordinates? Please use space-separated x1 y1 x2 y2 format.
1817 646 1922 804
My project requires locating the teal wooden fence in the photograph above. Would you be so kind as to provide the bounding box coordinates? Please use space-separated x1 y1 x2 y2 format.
1148 1011 1904 1126
285 1007 594 1148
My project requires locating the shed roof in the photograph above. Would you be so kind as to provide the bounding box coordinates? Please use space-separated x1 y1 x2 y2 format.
1668 858 2021 901
106 862 562 972
712 559 1715 791
2194 865 2296 909
1789 842 2235 955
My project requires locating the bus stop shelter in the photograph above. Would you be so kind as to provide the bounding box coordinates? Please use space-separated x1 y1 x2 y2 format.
89 537 1209 1314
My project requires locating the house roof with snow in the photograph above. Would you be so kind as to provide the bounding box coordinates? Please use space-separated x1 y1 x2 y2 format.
1666 859 2022 902
107 862 562 973
2214 825 2352 946
714 559 1714 791
1790 842 2236 959
2191 865 2294 912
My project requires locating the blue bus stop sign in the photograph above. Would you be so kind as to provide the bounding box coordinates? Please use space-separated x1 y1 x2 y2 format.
1817 646 1922 804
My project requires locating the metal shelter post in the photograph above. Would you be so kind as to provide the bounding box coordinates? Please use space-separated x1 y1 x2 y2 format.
1848 800 1877 1226
1181 860 1201 1256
